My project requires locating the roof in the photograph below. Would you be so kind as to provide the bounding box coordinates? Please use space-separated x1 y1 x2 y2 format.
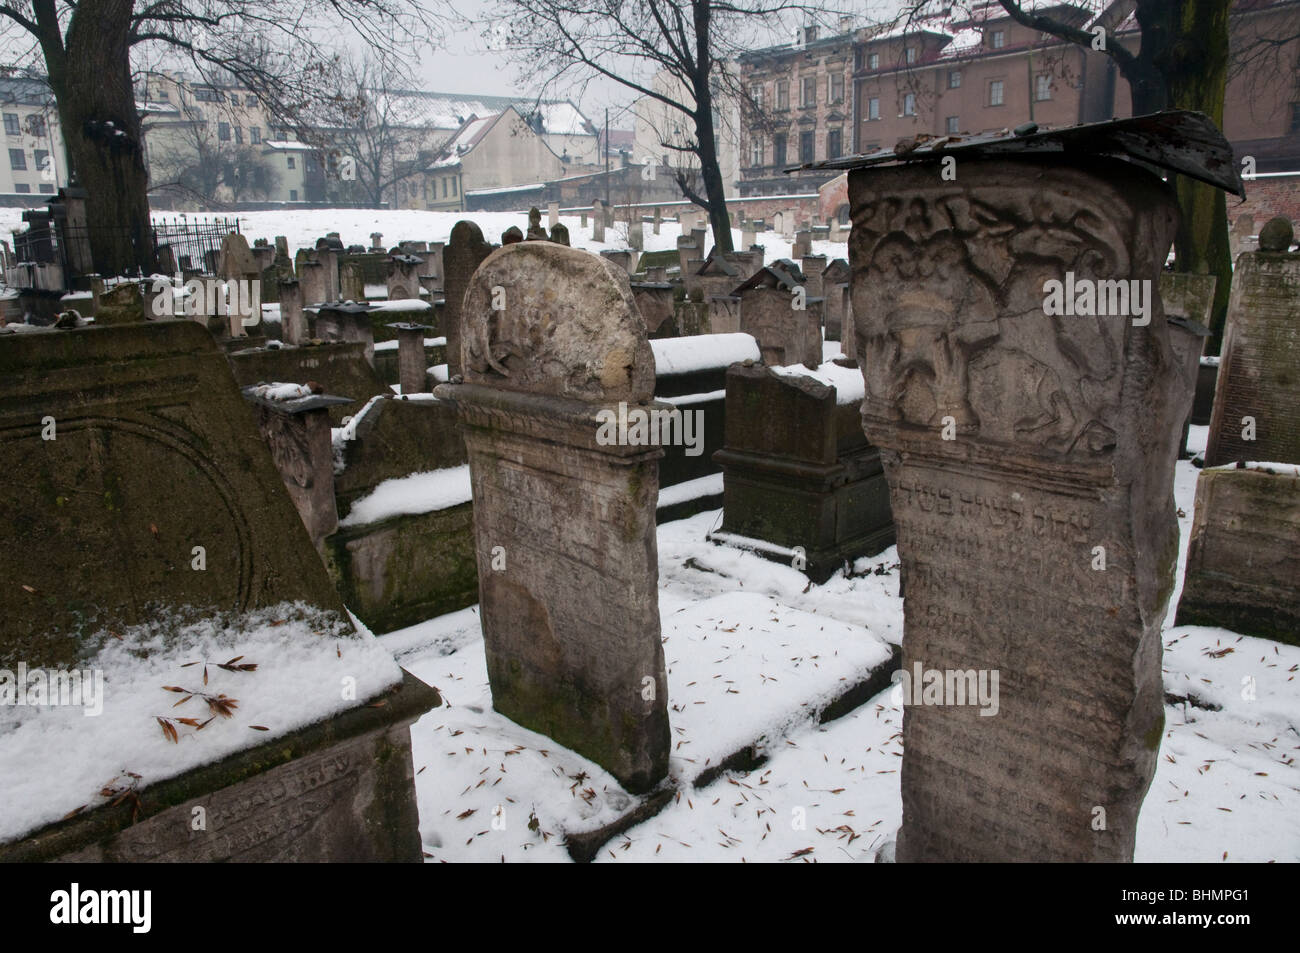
464 182 546 197
733 259 805 294
795 110 1246 198
262 140 316 151
0 75 55 108
371 89 594 136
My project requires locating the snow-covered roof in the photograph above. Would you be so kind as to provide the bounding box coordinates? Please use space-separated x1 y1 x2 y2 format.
262 140 315 151
463 182 546 196
370 89 594 136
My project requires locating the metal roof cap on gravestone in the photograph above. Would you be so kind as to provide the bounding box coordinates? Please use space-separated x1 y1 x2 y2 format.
789 110 1245 198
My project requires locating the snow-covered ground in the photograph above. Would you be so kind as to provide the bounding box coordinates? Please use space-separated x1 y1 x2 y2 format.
388 423 1300 863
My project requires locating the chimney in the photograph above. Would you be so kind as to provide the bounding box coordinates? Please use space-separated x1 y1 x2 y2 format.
802 25 819 44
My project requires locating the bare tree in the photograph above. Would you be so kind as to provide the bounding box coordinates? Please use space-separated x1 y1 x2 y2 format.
147 116 279 206
893 1 1239 349
296 52 450 209
484 0 832 253
0 0 444 275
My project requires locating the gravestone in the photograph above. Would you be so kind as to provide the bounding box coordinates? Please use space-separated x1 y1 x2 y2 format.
1159 272 1216 453
548 201 559 231
549 223 570 246
278 277 306 345
424 241 446 289
299 260 329 308
792 229 812 260
218 232 261 337
526 207 548 241
1205 218 1300 467
1229 214 1255 259
0 322 352 668
1175 464 1300 645
392 321 434 394
822 258 851 341
849 155 1188 862
628 219 644 252
501 226 523 245
444 220 496 381
314 239 341 304
370 232 384 251
741 222 756 248
434 241 670 794
733 260 820 368
315 301 376 368
243 385 353 546
592 201 606 242
339 261 365 302
601 249 633 274
387 254 424 301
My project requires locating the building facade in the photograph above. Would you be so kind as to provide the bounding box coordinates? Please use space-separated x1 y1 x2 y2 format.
1 74 70 198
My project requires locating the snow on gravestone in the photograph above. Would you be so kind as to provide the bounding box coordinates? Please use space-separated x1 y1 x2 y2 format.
848 156 1188 862
1204 218 1300 468
435 241 671 795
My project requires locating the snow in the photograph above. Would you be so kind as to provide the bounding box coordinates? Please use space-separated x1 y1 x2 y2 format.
389 413 1300 862
659 389 725 407
657 473 723 509
249 381 313 401
0 603 402 843
339 465 473 528
1206 461 1300 476
374 335 444 352
651 333 759 376
464 183 546 197
368 298 432 313
771 358 866 405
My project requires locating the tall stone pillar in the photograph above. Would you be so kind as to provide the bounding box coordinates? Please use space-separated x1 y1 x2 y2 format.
849 156 1186 862
435 241 670 794
444 221 495 381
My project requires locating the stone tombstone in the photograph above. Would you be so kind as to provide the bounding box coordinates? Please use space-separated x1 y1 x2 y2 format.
434 241 670 794
392 321 433 394
733 260 820 368
801 253 827 299
526 207 548 241
600 249 633 274
299 259 329 308
782 210 797 240
0 322 353 670
444 220 496 381
1175 464 1300 645
1159 272 1217 452
591 201 606 242
424 241 446 287
242 386 352 546
547 201 560 231
501 226 524 245
339 260 366 302
628 219 644 252
580 212 588 228
836 285 857 366
1205 217 1300 467
741 222 757 248
370 232 385 251
313 239 341 303
278 277 306 345
387 254 424 301
549 223 570 246
94 281 147 326
1229 213 1255 258
218 232 262 336
792 229 813 261
849 155 1188 863
822 258 851 341
315 301 376 368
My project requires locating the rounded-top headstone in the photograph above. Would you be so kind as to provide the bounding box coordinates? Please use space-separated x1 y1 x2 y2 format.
462 241 654 402
1258 216 1294 252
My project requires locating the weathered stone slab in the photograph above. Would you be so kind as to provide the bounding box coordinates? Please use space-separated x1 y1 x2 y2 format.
444 221 495 381
1204 232 1300 467
436 241 669 793
0 322 352 670
1175 464 1300 645
849 156 1185 862
734 261 820 368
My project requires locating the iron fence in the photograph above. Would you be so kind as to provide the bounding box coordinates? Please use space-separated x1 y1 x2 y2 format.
152 216 240 272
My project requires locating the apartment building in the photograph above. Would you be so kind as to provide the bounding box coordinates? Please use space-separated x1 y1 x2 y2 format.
1 74 69 197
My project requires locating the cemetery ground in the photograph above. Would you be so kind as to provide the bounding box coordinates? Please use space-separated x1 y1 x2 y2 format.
391 423 1300 864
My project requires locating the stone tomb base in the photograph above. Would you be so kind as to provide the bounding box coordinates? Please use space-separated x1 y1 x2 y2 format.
711 364 894 583
1 673 439 862
1175 465 1300 646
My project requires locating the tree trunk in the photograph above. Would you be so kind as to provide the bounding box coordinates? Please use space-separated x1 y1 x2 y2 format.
690 0 733 253
47 0 156 276
1161 0 1234 353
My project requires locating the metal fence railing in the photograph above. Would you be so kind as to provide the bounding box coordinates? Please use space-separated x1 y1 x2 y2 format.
152 216 240 272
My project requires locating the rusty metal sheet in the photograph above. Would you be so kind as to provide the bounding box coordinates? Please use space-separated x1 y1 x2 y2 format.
792 110 1244 197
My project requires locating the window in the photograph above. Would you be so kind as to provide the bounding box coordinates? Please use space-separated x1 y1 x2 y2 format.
34 149 48 172
250 126 261 144
749 84 764 109
750 136 763 166
773 133 787 167
829 73 844 104
28 115 45 137
234 126 243 144
14 183 29 193
989 80 1004 106
289 189 298 201
442 177 448 198
990 30 1005 49
946 116 960 134
287 156 296 169
157 89 169 101
905 47 917 64
3 113 18 136
194 87 221 102
799 131 814 163
948 70 962 89
38 183 53 193
9 148 25 170
867 97 879 120
1292 103 1300 133
452 177 457 196
903 93 916 116
801 76 816 107
776 80 789 110
868 52 879 70
827 128 842 159
1035 74 1052 101
246 94 257 107
218 122 231 141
